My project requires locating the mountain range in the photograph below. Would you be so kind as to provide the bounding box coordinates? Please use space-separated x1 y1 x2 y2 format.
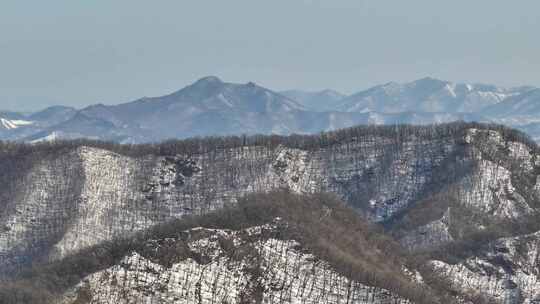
1 76 540 143
4 77 540 303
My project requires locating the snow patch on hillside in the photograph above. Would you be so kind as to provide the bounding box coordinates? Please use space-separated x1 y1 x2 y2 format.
430 231 540 303
0 118 33 129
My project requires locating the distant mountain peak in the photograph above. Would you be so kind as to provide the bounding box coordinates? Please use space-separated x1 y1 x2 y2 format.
337 77 522 114
377 81 401 92
319 88 342 96
416 76 446 83
409 76 449 88
180 76 226 95
193 75 223 85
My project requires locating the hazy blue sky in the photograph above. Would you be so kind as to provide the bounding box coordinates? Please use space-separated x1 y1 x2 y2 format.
1 0 539 111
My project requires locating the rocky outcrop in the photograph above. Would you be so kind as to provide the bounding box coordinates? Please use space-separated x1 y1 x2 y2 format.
430 230 540 303
60 221 410 304
393 128 540 250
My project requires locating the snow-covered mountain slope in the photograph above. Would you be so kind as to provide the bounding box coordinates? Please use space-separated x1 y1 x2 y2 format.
2 123 540 303
58 213 417 304
0 117 36 141
430 230 540 303
337 77 524 114
1 192 443 304
28 106 77 127
0 106 77 141
0 118 33 130
280 89 346 111
63 237 409 304
484 88 540 118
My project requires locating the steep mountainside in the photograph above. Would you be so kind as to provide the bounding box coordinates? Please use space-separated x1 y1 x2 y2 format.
3 193 436 304
2 123 540 303
337 77 526 114
0 106 76 141
484 88 540 118
30 77 314 142
28 106 77 127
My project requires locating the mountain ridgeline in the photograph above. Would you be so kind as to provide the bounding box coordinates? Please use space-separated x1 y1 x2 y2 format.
2 122 540 303
2 76 540 143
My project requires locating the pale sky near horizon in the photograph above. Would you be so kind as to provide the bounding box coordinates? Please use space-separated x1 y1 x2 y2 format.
1 0 539 111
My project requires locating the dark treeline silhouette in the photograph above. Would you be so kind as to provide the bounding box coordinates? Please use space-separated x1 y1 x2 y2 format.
1 121 536 159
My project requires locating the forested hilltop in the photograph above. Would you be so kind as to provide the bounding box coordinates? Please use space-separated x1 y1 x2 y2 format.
2 122 540 303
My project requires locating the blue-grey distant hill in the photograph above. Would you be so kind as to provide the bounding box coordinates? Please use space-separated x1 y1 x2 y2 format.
1 76 539 143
